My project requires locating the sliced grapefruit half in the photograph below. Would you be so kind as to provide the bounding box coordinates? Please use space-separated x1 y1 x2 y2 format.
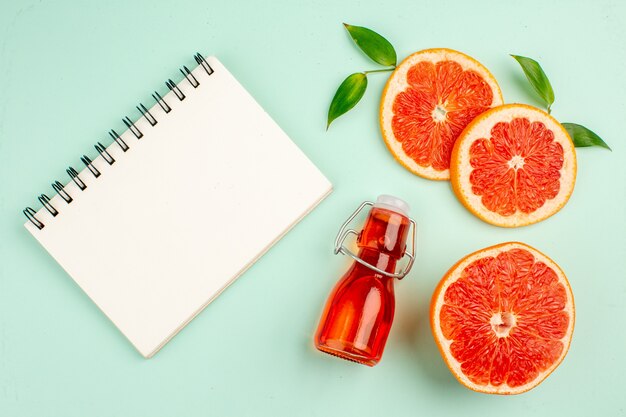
380 48 503 180
450 103 576 227
431 242 575 395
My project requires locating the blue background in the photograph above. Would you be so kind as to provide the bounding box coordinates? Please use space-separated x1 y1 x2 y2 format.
1 0 625 415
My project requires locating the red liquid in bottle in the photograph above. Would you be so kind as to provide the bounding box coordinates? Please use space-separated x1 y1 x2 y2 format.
315 201 411 366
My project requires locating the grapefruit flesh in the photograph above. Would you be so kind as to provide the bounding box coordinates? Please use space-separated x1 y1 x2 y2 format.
451 104 576 227
380 48 503 180
431 242 575 394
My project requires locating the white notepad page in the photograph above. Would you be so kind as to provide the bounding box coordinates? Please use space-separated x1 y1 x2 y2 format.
24 56 332 358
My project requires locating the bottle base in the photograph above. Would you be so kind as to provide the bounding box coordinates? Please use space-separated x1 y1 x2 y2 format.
315 343 379 367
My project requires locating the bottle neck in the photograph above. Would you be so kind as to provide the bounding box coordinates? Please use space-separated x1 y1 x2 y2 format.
356 248 398 276
355 206 410 277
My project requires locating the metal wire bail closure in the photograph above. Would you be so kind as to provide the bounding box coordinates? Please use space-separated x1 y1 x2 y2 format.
333 201 417 280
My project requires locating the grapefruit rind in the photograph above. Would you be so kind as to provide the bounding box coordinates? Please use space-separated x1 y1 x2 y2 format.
450 103 577 227
380 48 504 180
430 242 575 395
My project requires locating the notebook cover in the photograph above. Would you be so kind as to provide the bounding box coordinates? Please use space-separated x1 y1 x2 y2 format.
24 56 332 357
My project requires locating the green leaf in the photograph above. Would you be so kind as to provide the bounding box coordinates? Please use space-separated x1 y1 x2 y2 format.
327 73 368 129
511 54 555 112
562 122 611 150
344 23 397 66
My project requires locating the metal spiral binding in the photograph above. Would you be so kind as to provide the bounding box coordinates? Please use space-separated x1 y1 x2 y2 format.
23 207 44 230
81 155 101 177
180 66 199 88
23 53 214 229
52 181 73 203
137 103 157 126
123 116 143 139
38 194 58 216
152 91 171 113
95 142 115 165
166 79 185 101
109 129 129 152
67 167 87 190
194 53 214 75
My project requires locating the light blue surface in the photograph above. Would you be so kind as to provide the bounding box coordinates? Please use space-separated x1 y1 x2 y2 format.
1 0 625 416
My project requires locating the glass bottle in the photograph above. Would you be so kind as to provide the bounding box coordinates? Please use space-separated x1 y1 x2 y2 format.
314 195 415 366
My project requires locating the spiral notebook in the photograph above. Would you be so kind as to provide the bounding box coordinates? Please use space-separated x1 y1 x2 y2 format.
22 54 332 358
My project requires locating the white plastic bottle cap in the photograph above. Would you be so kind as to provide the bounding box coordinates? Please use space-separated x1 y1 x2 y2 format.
374 195 410 217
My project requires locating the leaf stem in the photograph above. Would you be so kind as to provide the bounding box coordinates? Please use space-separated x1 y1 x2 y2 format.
363 67 395 74
547 104 552 114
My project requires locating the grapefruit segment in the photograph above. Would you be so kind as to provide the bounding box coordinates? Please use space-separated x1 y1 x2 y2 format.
431 242 575 394
380 48 503 180
451 104 576 227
